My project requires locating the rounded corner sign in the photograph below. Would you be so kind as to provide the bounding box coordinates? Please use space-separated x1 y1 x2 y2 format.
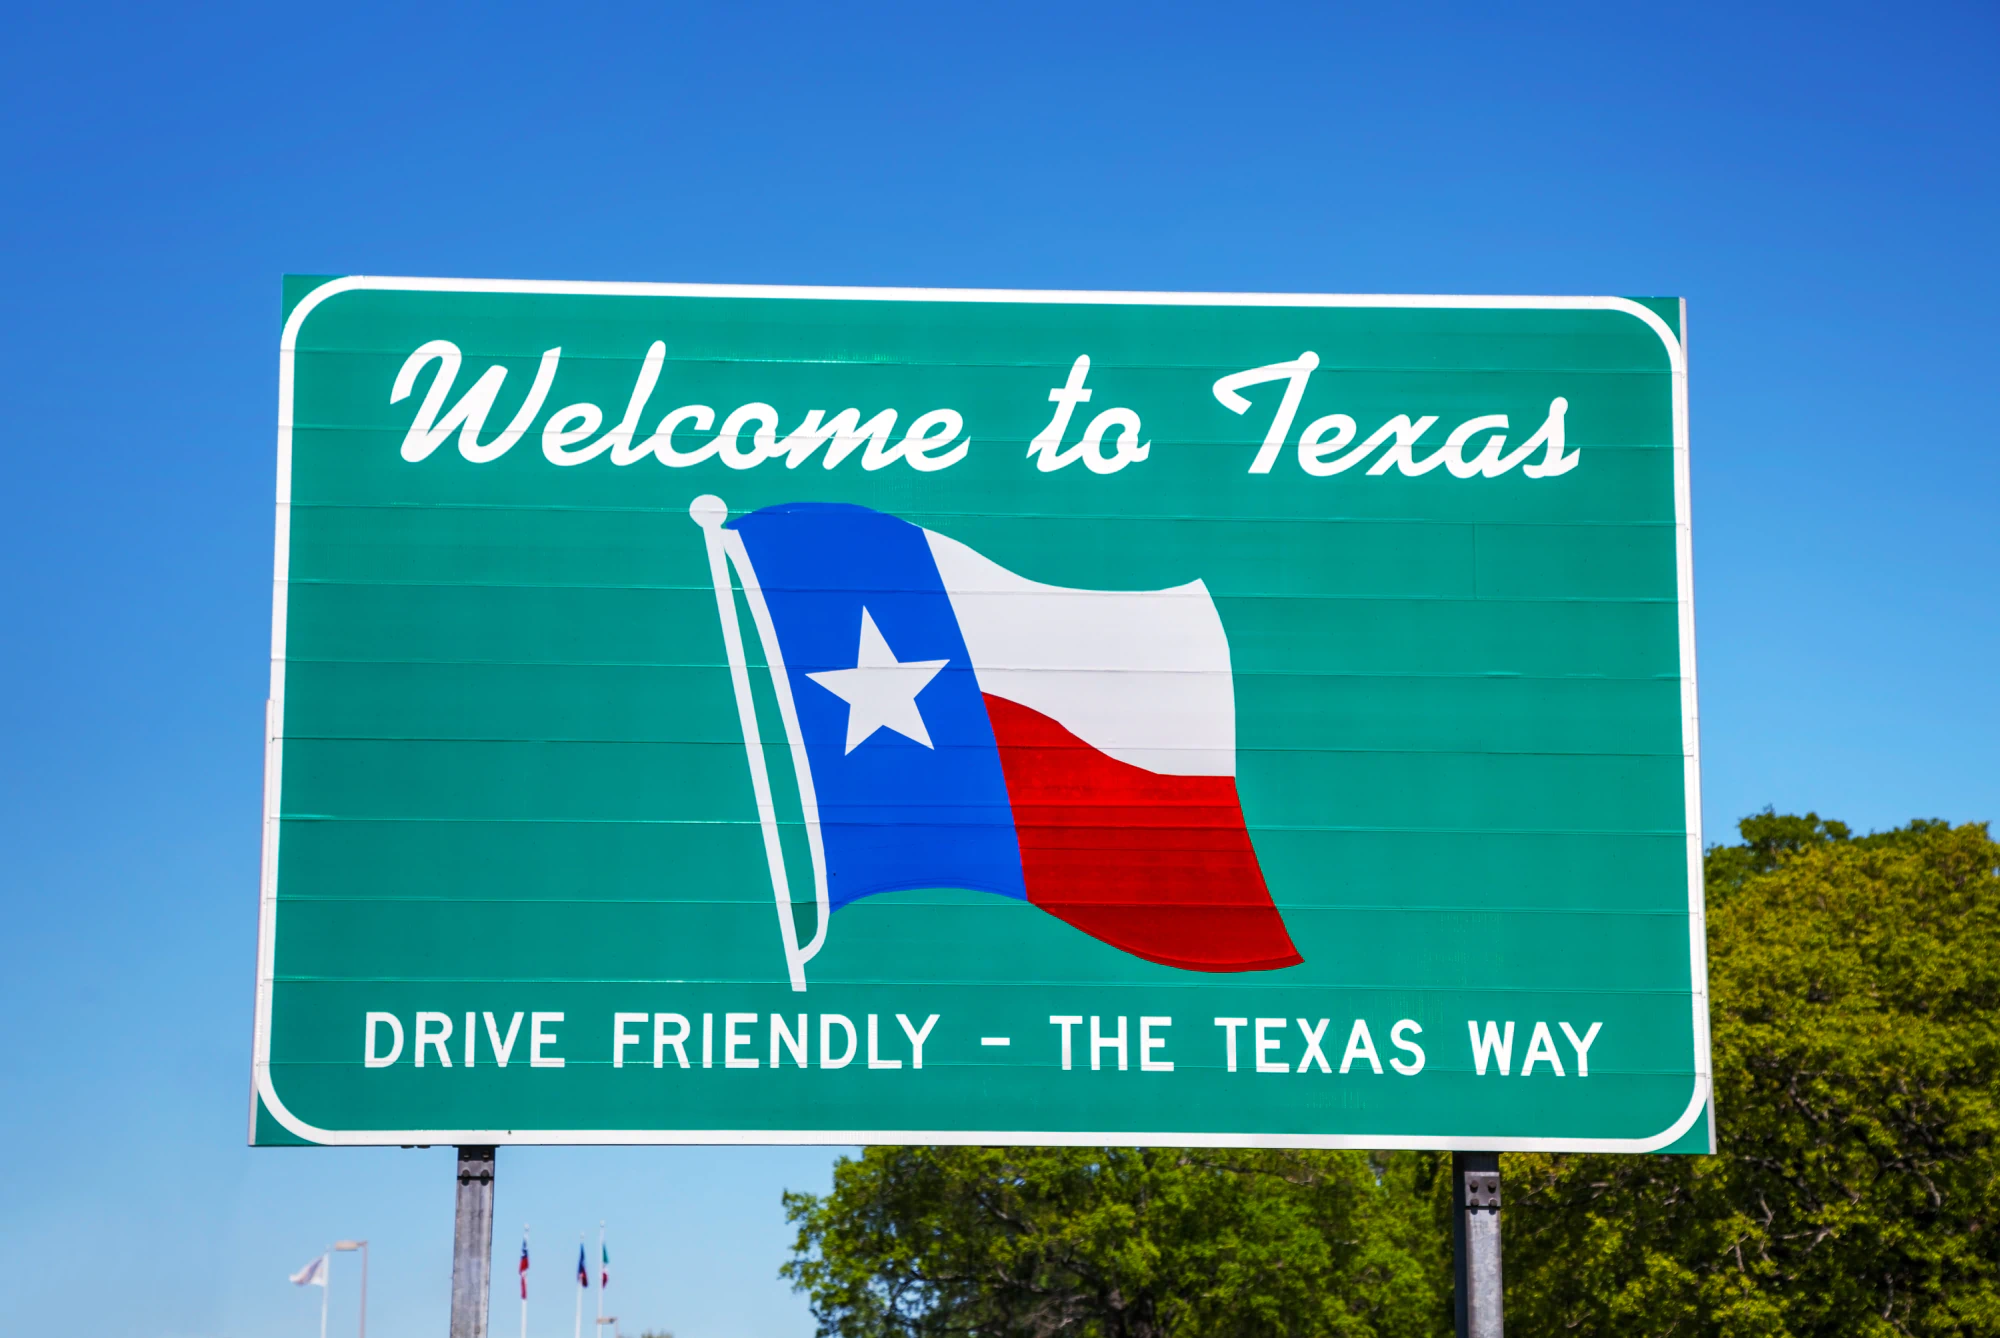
253 277 1709 1152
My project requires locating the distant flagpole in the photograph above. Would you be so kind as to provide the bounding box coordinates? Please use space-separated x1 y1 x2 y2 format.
594 1222 604 1338
292 1253 330 1338
520 1225 530 1338
573 1237 586 1338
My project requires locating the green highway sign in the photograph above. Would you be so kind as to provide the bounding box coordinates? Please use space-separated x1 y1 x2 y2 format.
253 276 1708 1152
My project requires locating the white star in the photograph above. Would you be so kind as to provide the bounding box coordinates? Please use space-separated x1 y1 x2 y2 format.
806 608 950 754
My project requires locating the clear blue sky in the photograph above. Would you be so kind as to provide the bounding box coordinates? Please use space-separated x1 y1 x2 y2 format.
2 3 1994 1336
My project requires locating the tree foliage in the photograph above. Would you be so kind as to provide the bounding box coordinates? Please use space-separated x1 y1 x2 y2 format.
782 1146 1449 1338
1505 816 2000 1335
783 817 2000 1338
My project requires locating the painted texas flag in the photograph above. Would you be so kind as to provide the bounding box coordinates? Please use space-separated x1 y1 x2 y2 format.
691 496 1301 988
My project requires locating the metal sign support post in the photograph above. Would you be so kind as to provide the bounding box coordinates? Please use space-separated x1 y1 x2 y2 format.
449 1147 496 1338
1452 1152 1502 1338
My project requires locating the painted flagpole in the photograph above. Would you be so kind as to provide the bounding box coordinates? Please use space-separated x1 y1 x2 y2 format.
690 495 829 992
520 1226 530 1338
595 1223 605 1338
573 1237 585 1338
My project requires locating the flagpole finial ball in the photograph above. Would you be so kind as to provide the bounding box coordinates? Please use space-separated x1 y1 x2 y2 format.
689 494 728 530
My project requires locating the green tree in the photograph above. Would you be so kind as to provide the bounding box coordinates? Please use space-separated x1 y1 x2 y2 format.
782 816 2000 1338
782 1146 1450 1338
1505 816 2000 1336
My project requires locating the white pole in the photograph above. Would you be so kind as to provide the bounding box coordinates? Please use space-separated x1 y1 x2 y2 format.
595 1222 604 1338
320 1252 331 1338
521 1225 530 1338
572 1236 584 1338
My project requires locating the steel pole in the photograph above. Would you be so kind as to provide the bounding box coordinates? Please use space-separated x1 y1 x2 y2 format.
1452 1152 1502 1338
334 1241 369 1338
449 1147 497 1338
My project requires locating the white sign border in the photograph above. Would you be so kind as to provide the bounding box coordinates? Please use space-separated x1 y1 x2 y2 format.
252 277 1707 1151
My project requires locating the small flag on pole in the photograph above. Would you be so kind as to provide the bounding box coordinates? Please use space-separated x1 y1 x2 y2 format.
520 1235 530 1299
601 1238 609 1290
291 1255 328 1288
576 1243 589 1288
